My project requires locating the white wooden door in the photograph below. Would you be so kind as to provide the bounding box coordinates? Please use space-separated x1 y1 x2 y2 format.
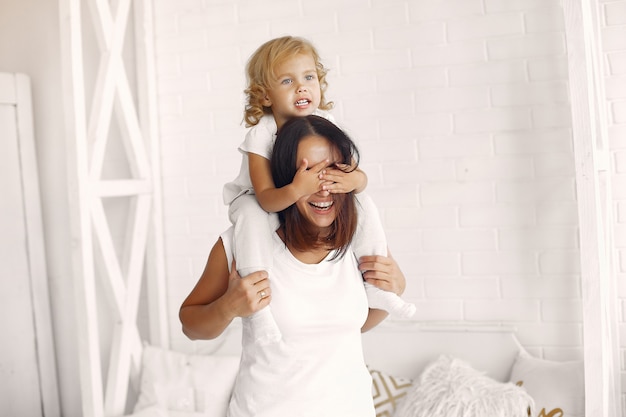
0 79 43 417
0 73 60 417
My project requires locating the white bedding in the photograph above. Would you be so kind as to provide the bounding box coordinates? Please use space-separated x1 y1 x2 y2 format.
124 322 585 417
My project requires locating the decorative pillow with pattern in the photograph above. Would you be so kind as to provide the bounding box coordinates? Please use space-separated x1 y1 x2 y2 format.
369 368 413 417
509 351 584 417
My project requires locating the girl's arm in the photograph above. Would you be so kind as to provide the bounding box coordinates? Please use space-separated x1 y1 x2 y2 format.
249 153 329 213
179 238 272 340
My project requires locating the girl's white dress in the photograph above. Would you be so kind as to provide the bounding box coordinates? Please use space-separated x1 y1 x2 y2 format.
221 227 375 417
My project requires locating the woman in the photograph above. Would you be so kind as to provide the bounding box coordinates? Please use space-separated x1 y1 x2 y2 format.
179 115 407 417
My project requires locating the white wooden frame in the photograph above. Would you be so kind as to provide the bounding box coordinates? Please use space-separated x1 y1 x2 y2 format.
0 73 61 417
563 0 622 416
59 1 168 416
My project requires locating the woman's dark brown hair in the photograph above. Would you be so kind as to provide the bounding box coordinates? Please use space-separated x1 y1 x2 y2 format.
271 115 360 259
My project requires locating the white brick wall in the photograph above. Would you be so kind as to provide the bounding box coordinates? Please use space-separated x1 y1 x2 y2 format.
152 0 626 397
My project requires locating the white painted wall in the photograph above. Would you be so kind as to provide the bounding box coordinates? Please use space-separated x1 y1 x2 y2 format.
155 0 579 354
151 0 626 400
0 0 624 415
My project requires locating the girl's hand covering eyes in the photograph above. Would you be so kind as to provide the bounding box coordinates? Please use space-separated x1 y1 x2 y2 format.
291 158 328 198
320 164 364 194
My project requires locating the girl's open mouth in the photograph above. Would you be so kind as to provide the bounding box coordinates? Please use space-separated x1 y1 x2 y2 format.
295 99 310 108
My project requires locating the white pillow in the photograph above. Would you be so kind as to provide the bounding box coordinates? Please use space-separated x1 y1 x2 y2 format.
394 355 533 417
120 406 205 417
119 405 169 417
133 345 240 416
509 351 584 417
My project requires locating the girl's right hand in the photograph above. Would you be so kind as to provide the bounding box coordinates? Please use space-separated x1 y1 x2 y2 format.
291 158 329 198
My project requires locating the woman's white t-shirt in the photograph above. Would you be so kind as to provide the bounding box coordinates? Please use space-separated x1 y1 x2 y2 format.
221 227 375 417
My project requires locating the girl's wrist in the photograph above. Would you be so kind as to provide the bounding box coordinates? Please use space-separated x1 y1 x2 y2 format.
287 182 302 203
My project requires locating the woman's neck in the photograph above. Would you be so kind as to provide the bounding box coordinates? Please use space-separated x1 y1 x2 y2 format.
277 228 332 264
289 246 331 264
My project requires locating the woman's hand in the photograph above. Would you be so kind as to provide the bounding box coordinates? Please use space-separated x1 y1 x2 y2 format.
223 260 273 318
358 250 406 296
359 249 408 333
179 241 273 340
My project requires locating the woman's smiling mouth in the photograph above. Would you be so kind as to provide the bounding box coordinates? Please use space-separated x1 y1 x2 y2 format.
309 201 333 210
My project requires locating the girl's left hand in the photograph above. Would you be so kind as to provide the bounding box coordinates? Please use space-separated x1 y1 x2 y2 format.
319 164 364 194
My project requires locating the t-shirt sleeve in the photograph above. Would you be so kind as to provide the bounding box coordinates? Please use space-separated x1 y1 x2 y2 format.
239 116 276 159
220 226 235 273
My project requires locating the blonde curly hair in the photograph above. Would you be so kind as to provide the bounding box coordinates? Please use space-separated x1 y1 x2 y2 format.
243 36 333 127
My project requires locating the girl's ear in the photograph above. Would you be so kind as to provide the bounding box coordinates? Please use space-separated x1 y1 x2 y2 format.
262 94 272 107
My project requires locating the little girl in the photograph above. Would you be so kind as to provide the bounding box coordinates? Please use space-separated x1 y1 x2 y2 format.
223 36 415 344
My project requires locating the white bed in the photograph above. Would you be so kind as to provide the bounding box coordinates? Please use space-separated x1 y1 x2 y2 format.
362 322 521 381
124 321 584 417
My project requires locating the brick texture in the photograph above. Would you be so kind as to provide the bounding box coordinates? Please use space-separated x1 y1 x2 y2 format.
152 0 626 402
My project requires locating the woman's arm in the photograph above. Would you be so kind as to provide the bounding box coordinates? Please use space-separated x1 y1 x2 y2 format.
359 250 407 333
361 309 389 333
179 237 272 340
249 153 328 213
